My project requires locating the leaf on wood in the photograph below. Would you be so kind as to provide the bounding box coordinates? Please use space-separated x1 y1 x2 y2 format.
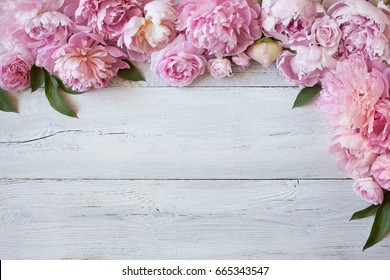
350 204 380 221
363 192 390 251
0 89 17 113
55 77 84 95
44 72 78 118
118 61 145 82
30 65 45 93
292 85 322 109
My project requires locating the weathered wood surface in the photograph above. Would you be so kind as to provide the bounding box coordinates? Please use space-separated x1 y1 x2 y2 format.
0 179 388 260
0 88 343 180
0 63 388 259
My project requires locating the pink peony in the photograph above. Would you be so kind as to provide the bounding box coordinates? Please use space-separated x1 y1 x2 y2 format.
0 0 65 50
261 0 325 47
23 11 73 50
277 46 336 88
328 0 390 63
366 99 390 152
232 53 251 68
353 178 384 205
52 33 129 92
0 49 34 93
75 0 142 43
372 152 390 190
8 0 64 24
207 58 233 79
330 131 378 177
177 0 262 57
118 0 177 61
310 16 341 56
150 35 207 87
318 55 387 132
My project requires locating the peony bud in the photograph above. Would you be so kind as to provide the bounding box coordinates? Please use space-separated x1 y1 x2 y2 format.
232 52 251 68
353 178 384 205
207 58 232 79
247 38 283 68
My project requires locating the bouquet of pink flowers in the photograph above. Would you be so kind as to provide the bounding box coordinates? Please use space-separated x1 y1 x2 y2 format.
0 0 389 249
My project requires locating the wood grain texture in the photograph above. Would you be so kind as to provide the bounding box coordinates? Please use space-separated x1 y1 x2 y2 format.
0 179 388 260
0 87 343 179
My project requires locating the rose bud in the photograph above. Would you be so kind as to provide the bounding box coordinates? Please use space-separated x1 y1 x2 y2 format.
207 58 233 79
353 178 384 205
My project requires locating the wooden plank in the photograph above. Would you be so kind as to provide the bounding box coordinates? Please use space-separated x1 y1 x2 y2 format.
0 179 388 259
110 63 291 88
0 88 343 179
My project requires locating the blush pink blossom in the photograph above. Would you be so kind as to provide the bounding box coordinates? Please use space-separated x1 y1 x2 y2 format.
177 0 262 57
23 11 73 51
75 0 142 43
310 16 341 56
277 46 336 88
366 100 390 152
261 0 325 47
0 49 34 92
0 0 65 50
118 0 177 61
353 178 384 205
328 0 390 63
372 152 390 190
330 131 378 177
232 53 251 68
207 58 233 79
52 33 129 92
318 55 386 132
150 35 207 87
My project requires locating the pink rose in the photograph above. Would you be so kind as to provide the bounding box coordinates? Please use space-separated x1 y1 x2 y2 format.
353 178 384 205
118 0 177 61
318 55 385 132
177 0 261 57
52 33 129 92
366 100 390 152
208 58 233 79
232 53 251 68
261 0 325 47
247 38 283 68
310 16 341 56
75 0 142 43
150 35 207 87
372 152 390 190
330 131 378 177
0 49 34 93
328 0 390 63
277 46 336 88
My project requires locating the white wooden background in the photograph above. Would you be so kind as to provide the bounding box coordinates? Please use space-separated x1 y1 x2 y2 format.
0 63 389 259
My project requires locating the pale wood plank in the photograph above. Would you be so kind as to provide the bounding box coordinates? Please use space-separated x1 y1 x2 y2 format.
0 88 343 179
0 179 388 259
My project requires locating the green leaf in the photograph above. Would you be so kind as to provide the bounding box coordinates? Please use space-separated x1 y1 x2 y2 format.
363 193 390 251
30 65 45 93
44 72 78 118
55 77 84 95
0 89 17 113
292 85 322 109
350 204 380 221
117 61 145 82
